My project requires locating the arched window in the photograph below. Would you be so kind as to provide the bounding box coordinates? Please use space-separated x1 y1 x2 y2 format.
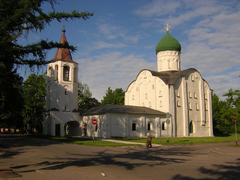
162 122 166 130
49 67 54 77
189 121 193 134
63 65 70 81
55 65 58 80
147 122 151 131
132 123 136 131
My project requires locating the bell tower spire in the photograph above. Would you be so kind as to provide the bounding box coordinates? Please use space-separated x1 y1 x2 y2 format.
54 28 73 62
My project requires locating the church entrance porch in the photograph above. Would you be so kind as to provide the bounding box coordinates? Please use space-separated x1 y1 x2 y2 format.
42 111 80 137
65 121 81 136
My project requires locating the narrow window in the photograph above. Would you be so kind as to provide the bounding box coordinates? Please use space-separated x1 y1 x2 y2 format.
189 121 193 134
49 67 54 77
194 92 197 99
55 65 58 80
132 123 136 131
177 91 180 97
205 101 208 111
177 100 181 107
159 90 162 97
65 89 68 95
63 65 70 81
191 74 195 81
196 103 199 110
189 92 192 98
147 122 151 131
189 102 192 110
162 122 166 130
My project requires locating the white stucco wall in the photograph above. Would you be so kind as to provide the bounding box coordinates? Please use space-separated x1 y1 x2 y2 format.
125 70 169 113
157 50 180 72
43 60 79 137
83 113 170 138
47 61 78 112
174 70 213 137
42 111 80 136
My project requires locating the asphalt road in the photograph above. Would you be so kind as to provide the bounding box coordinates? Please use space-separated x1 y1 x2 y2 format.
0 136 239 180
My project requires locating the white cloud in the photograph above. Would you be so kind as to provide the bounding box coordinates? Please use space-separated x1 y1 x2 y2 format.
135 0 181 17
134 0 240 97
77 52 154 100
92 41 127 50
207 71 240 97
97 23 140 44
181 4 240 97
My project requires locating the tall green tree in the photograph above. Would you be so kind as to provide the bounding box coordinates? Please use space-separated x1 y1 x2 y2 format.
212 93 233 135
0 0 93 127
212 90 240 136
23 74 46 133
0 63 24 128
101 87 125 105
78 82 100 115
224 89 240 134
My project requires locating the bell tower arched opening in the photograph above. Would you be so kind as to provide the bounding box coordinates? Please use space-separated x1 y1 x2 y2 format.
63 65 70 81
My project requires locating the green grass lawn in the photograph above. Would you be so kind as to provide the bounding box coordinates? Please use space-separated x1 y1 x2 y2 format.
48 136 139 147
120 134 239 145
46 134 239 147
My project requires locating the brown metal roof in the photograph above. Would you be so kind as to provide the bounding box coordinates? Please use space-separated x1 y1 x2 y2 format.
52 29 75 63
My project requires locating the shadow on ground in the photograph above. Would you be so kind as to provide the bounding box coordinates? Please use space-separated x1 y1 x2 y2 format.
172 158 240 180
9 146 192 173
0 136 63 148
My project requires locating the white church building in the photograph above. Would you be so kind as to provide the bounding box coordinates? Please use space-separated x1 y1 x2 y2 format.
125 29 213 137
43 28 213 138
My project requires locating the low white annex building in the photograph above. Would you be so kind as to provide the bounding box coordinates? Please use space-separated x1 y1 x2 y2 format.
43 29 80 136
125 29 213 137
83 104 168 138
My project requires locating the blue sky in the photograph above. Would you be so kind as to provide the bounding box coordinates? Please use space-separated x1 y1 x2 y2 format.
20 0 240 100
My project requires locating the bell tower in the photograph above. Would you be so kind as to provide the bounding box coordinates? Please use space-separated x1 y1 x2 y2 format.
44 29 79 136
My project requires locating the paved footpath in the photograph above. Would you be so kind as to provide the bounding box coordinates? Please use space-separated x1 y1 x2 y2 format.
102 139 161 147
0 136 240 180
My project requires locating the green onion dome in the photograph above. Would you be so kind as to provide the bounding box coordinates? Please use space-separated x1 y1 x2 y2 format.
156 32 181 53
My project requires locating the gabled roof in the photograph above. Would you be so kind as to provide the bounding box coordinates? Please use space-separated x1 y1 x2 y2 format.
125 68 211 92
84 104 167 116
52 29 77 63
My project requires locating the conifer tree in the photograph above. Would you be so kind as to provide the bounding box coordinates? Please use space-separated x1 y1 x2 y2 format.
0 0 93 128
